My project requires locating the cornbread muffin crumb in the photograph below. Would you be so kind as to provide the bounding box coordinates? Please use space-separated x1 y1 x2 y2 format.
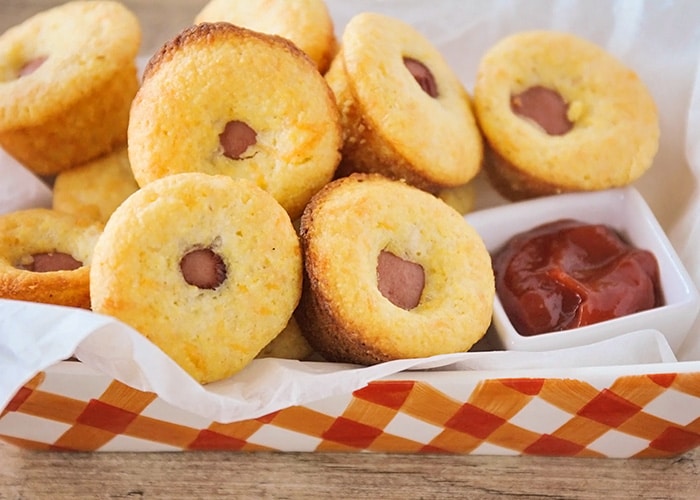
53 147 139 224
0 208 103 309
473 30 659 200
325 12 483 193
437 181 477 215
90 172 303 384
128 22 341 220
194 0 337 73
0 1 141 175
256 316 315 360
297 173 494 365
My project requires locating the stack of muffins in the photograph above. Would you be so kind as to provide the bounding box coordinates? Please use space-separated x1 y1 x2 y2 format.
0 0 659 384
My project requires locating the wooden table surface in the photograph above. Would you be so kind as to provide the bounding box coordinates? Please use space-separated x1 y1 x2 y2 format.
1 1 698 498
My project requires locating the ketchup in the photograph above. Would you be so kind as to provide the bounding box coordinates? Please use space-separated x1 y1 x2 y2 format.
493 219 662 336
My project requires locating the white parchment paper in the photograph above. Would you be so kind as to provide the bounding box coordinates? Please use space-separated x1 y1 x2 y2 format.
0 299 678 422
1 0 699 423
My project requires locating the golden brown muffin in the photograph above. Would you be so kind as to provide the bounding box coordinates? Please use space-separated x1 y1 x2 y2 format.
194 0 337 74
0 208 103 309
128 22 342 221
296 173 494 365
256 315 315 360
437 181 477 215
90 172 303 384
473 30 660 201
0 1 141 176
52 147 139 224
325 12 483 194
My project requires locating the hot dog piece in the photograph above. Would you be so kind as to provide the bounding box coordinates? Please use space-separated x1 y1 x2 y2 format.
377 250 425 310
510 86 572 136
180 248 227 290
20 252 82 272
17 56 47 78
219 120 257 160
404 58 438 98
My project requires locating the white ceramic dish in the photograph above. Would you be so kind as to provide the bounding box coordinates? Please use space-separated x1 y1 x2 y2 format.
466 187 700 353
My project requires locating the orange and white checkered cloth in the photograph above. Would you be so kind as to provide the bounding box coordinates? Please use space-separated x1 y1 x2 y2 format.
2 363 699 457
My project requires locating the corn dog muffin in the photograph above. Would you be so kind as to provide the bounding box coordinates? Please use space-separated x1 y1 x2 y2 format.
0 208 103 309
437 181 477 215
296 173 494 365
325 13 483 194
90 172 303 384
52 147 139 224
194 0 337 74
0 1 141 176
128 22 342 221
256 316 315 360
473 31 660 200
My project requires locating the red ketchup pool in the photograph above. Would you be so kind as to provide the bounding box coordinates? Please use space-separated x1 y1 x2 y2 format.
492 219 662 336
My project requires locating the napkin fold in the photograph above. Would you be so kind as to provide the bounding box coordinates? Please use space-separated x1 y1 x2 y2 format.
0 299 678 423
1 0 699 424
0 149 52 215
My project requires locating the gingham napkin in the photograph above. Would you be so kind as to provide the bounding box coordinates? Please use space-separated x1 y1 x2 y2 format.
0 298 678 423
1 0 698 423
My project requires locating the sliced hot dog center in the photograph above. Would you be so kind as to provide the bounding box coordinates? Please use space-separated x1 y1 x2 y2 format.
180 247 227 290
376 249 425 310
511 85 573 135
18 251 82 272
219 120 257 160
403 57 438 98
17 56 47 78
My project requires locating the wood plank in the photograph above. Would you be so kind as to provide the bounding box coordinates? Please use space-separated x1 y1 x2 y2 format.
0 2 698 498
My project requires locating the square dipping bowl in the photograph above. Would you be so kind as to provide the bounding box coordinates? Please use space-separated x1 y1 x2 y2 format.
465 187 700 353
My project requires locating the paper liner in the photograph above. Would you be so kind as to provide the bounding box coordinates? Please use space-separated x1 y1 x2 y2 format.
1 0 700 426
